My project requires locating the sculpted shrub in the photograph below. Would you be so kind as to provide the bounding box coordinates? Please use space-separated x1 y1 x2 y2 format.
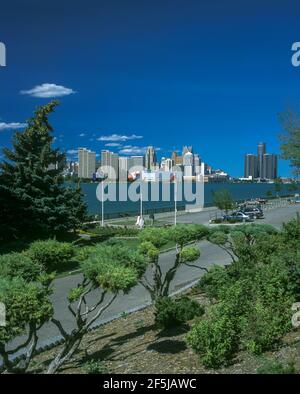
26 239 74 271
0 252 42 281
155 296 204 329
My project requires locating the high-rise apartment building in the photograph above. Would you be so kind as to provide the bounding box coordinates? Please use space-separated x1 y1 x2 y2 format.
128 156 144 173
78 148 96 179
119 157 128 182
163 158 173 172
183 151 194 177
194 154 201 175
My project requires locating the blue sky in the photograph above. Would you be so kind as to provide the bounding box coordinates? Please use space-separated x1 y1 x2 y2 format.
1 0 300 176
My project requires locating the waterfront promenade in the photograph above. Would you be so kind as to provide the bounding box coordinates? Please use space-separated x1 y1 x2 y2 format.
7 204 300 357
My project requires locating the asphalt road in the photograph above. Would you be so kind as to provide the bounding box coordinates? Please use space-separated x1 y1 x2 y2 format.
9 204 300 352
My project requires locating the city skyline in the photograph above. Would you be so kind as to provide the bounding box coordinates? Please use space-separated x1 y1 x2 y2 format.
1 0 300 177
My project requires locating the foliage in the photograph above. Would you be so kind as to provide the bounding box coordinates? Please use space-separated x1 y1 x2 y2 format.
82 244 147 279
139 227 169 248
138 241 159 261
167 224 208 248
85 225 139 238
154 296 204 329
187 303 240 368
46 242 141 374
197 265 230 299
282 213 300 244
137 225 204 301
0 101 87 241
212 189 234 213
84 359 108 374
26 239 74 272
180 246 200 262
0 252 43 281
188 218 299 368
279 109 300 175
0 277 53 345
75 245 97 262
257 359 297 374
95 263 137 293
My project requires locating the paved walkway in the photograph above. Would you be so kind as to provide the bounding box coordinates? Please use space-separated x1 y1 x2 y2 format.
8 204 300 354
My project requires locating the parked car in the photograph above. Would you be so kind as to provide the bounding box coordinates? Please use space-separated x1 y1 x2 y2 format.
240 206 264 219
222 211 253 222
256 198 267 204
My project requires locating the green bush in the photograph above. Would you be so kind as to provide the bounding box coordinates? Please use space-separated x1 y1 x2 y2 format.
187 303 239 368
75 246 97 262
139 227 169 248
282 213 300 243
257 359 297 374
0 252 43 281
180 246 200 263
0 277 53 344
241 298 293 355
26 240 74 272
88 226 139 238
197 265 230 299
154 296 204 329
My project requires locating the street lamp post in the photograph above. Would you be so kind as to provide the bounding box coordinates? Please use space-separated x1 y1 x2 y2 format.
174 177 177 225
101 180 104 227
140 177 143 219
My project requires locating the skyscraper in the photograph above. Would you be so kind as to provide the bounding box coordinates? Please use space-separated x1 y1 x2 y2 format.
194 154 201 175
145 146 157 170
243 143 278 180
244 154 258 179
172 151 183 165
78 148 96 179
119 157 128 182
183 151 193 177
128 156 144 173
257 142 266 179
263 154 277 180
101 150 119 180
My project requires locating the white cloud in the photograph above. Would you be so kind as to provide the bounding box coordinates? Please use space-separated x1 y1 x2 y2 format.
118 146 148 155
105 143 122 147
67 149 78 155
98 134 143 142
79 133 86 137
20 83 76 98
118 145 161 155
0 122 27 131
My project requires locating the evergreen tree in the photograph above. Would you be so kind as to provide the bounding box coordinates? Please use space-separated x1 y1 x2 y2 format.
0 101 87 240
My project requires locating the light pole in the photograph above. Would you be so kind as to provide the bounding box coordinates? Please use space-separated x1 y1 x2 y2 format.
140 177 143 220
99 173 108 227
101 180 104 227
174 176 177 225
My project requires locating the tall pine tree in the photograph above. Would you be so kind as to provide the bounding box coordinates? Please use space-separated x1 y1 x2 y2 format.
0 101 87 241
